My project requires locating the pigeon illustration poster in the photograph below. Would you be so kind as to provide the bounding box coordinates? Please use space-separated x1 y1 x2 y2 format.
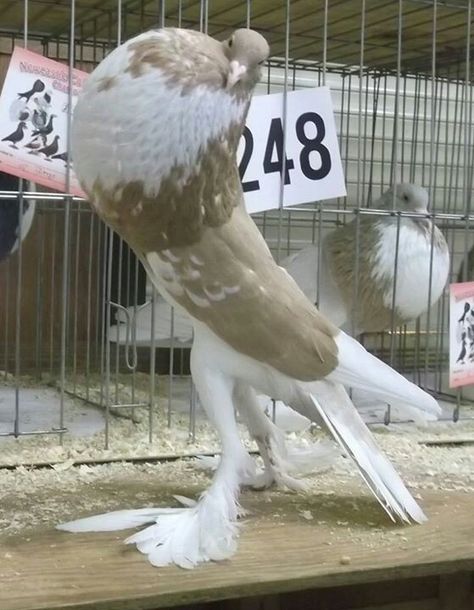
0 50 345 209
0 47 87 197
449 282 474 388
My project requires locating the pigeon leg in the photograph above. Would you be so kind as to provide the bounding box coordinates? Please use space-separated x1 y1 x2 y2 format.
58 334 255 568
130 347 256 566
234 382 335 492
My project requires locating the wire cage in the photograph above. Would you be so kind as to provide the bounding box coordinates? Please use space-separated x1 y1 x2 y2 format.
0 0 473 453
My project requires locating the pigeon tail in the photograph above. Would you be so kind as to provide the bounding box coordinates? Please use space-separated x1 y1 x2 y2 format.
307 382 427 524
327 331 441 422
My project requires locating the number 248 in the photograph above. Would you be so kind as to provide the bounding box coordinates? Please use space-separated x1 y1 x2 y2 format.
238 111 332 193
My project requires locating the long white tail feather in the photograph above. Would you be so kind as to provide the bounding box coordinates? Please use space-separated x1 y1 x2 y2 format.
309 383 427 524
57 508 166 532
329 331 440 420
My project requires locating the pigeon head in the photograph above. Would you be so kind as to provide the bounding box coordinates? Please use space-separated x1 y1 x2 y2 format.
381 183 429 214
223 29 269 90
33 79 45 92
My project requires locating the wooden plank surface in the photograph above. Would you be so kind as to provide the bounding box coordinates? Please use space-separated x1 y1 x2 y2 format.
1 489 474 610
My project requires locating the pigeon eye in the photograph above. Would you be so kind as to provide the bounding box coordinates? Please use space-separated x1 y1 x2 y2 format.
403 194 408 201
228 38 233 48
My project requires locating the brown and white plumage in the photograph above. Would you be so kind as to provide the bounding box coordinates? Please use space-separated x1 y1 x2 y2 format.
58 27 440 568
284 184 450 334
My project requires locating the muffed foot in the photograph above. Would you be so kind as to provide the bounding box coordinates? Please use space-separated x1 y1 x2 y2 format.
125 489 240 568
58 488 241 569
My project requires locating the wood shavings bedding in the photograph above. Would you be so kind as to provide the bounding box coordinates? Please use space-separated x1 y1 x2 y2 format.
1 417 473 537
1 372 474 538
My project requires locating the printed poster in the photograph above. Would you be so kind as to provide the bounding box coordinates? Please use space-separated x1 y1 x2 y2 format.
449 282 474 388
0 50 346 211
0 47 87 197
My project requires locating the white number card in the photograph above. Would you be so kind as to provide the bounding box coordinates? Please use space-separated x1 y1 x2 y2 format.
238 87 346 214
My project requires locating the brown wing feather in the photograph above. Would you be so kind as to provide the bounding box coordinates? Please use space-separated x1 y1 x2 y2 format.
144 203 339 382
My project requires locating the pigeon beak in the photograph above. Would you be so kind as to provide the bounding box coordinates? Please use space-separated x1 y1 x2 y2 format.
226 60 247 90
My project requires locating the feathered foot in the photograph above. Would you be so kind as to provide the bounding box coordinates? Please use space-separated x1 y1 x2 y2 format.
125 464 243 568
58 450 254 568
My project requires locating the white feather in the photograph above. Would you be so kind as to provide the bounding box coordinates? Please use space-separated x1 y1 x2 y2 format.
327 331 441 420
372 222 449 319
185 323 439 524
57 508 165 532
309 383 426 524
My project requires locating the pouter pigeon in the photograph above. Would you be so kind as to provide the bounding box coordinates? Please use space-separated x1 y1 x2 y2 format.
284 184 450 335
17 78 45 103
58 27 440 568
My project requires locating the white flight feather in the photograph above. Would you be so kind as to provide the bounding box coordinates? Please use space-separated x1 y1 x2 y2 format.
309 384 426 524
327 332 441 421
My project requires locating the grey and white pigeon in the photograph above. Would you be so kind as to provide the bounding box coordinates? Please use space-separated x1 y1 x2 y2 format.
34 91 52 115
24 134 47 151
31 108 47 131
284 184 450 334
31 113 56 138
58 27 440 568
